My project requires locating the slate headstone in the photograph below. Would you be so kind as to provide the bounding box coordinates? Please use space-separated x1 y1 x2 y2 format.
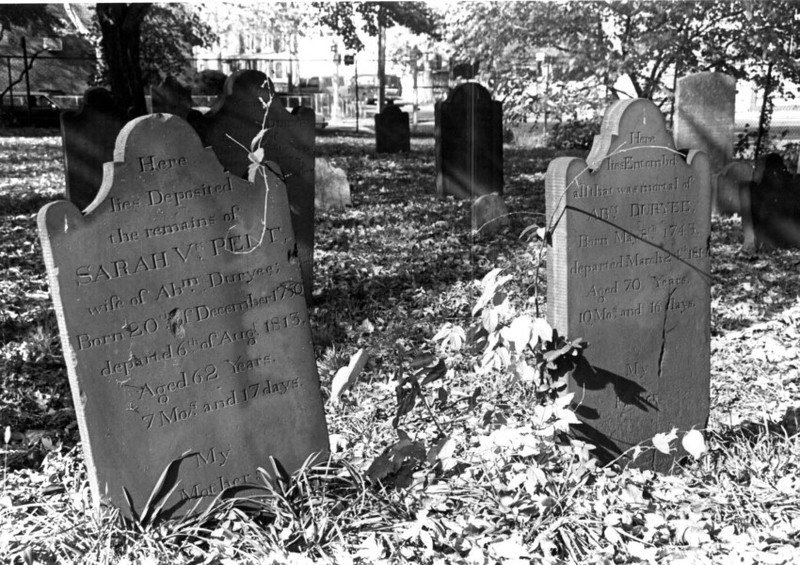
714 160 753 217
151 75 199 122
375 103 410 153
435 83 503 199
741 153 800 251
546 98 711 471
471 193 509 235
60 87 127 212
675 72 735 174
190 70 315 302
315 157 351 210
38 114 328 519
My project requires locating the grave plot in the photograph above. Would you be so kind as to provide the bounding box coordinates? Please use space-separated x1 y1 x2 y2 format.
546 99 712 471
38 114 328 519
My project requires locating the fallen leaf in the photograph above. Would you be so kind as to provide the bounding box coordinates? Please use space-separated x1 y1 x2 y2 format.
330 349 370 403
681 429 706 459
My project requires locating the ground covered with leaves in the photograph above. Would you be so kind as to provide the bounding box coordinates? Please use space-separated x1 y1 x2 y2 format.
1 128 799 564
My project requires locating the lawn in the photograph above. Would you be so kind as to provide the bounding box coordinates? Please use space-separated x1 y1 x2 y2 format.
1 127 799 564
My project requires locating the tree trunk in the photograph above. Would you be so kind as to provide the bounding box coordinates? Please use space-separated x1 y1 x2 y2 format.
96 3 151 118
754 60 774 161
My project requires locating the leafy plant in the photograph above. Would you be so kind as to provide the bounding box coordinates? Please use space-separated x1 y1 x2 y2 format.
546 118 601 150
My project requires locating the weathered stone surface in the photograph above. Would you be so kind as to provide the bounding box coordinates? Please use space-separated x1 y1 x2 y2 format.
315 158 351 210
190 70 315 302
38 114 328 520
714 160 753 216
741 153 800 251
471 193 509 235
675 72 735 174
435 83 503 199
546 98 711 471
60 87 127 212
375 104 410 153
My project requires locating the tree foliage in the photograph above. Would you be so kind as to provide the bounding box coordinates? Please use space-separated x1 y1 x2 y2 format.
444 0 800 134
0 4 67 44
312 1 439 52
140 3 216 87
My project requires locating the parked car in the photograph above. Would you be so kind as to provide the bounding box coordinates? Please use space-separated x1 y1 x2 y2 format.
347 75 402 104
0 92 63 128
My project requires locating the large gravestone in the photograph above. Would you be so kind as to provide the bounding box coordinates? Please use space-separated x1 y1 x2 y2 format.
60 87 127 212
38 114 328 519
675 72 735 174
375 104 410 153
190 70 315 302
741 153 800 251
546 99 711 471
435 83 503 199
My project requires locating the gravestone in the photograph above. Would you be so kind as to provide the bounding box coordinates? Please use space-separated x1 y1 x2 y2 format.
435 82 503 199
151 76 199 122
714 160 753 216
315 157 351 210
38 114 328 519
471 193 509 235
375 104 410 153
546 98 711 471
60 87 127 212
675 72 735 174
190 70 315 302
741 153 800 251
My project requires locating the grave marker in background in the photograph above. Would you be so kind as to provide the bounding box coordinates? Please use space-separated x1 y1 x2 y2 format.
741 153 800 251
39 114 328 519
151 75 198 122
375 104 410 153
546 99 711 471
435 82 503 199
471 193 509 235
60 87 127 212
714 160 753 217
315 157 351 210
190 70 316 302
675 72 735 174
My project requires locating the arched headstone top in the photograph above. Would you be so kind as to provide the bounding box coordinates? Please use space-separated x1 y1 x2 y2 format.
447 82 493 106
112 113 213 167
151 75 194 119
587 99 679 170
72 87 125 116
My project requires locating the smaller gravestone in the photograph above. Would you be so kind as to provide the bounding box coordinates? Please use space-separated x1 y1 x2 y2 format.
741 153 800 251
315 158 351 210
190 70 315 302
375 104 410 153
435 83 503 199
152 76 199 122
60 87 127 212
546 98 711 472
471 193 509 235
714 160 753 216
39 114 328 519
675 72 735 174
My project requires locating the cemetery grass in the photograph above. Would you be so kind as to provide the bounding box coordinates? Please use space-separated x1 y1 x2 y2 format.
1 128 799 564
